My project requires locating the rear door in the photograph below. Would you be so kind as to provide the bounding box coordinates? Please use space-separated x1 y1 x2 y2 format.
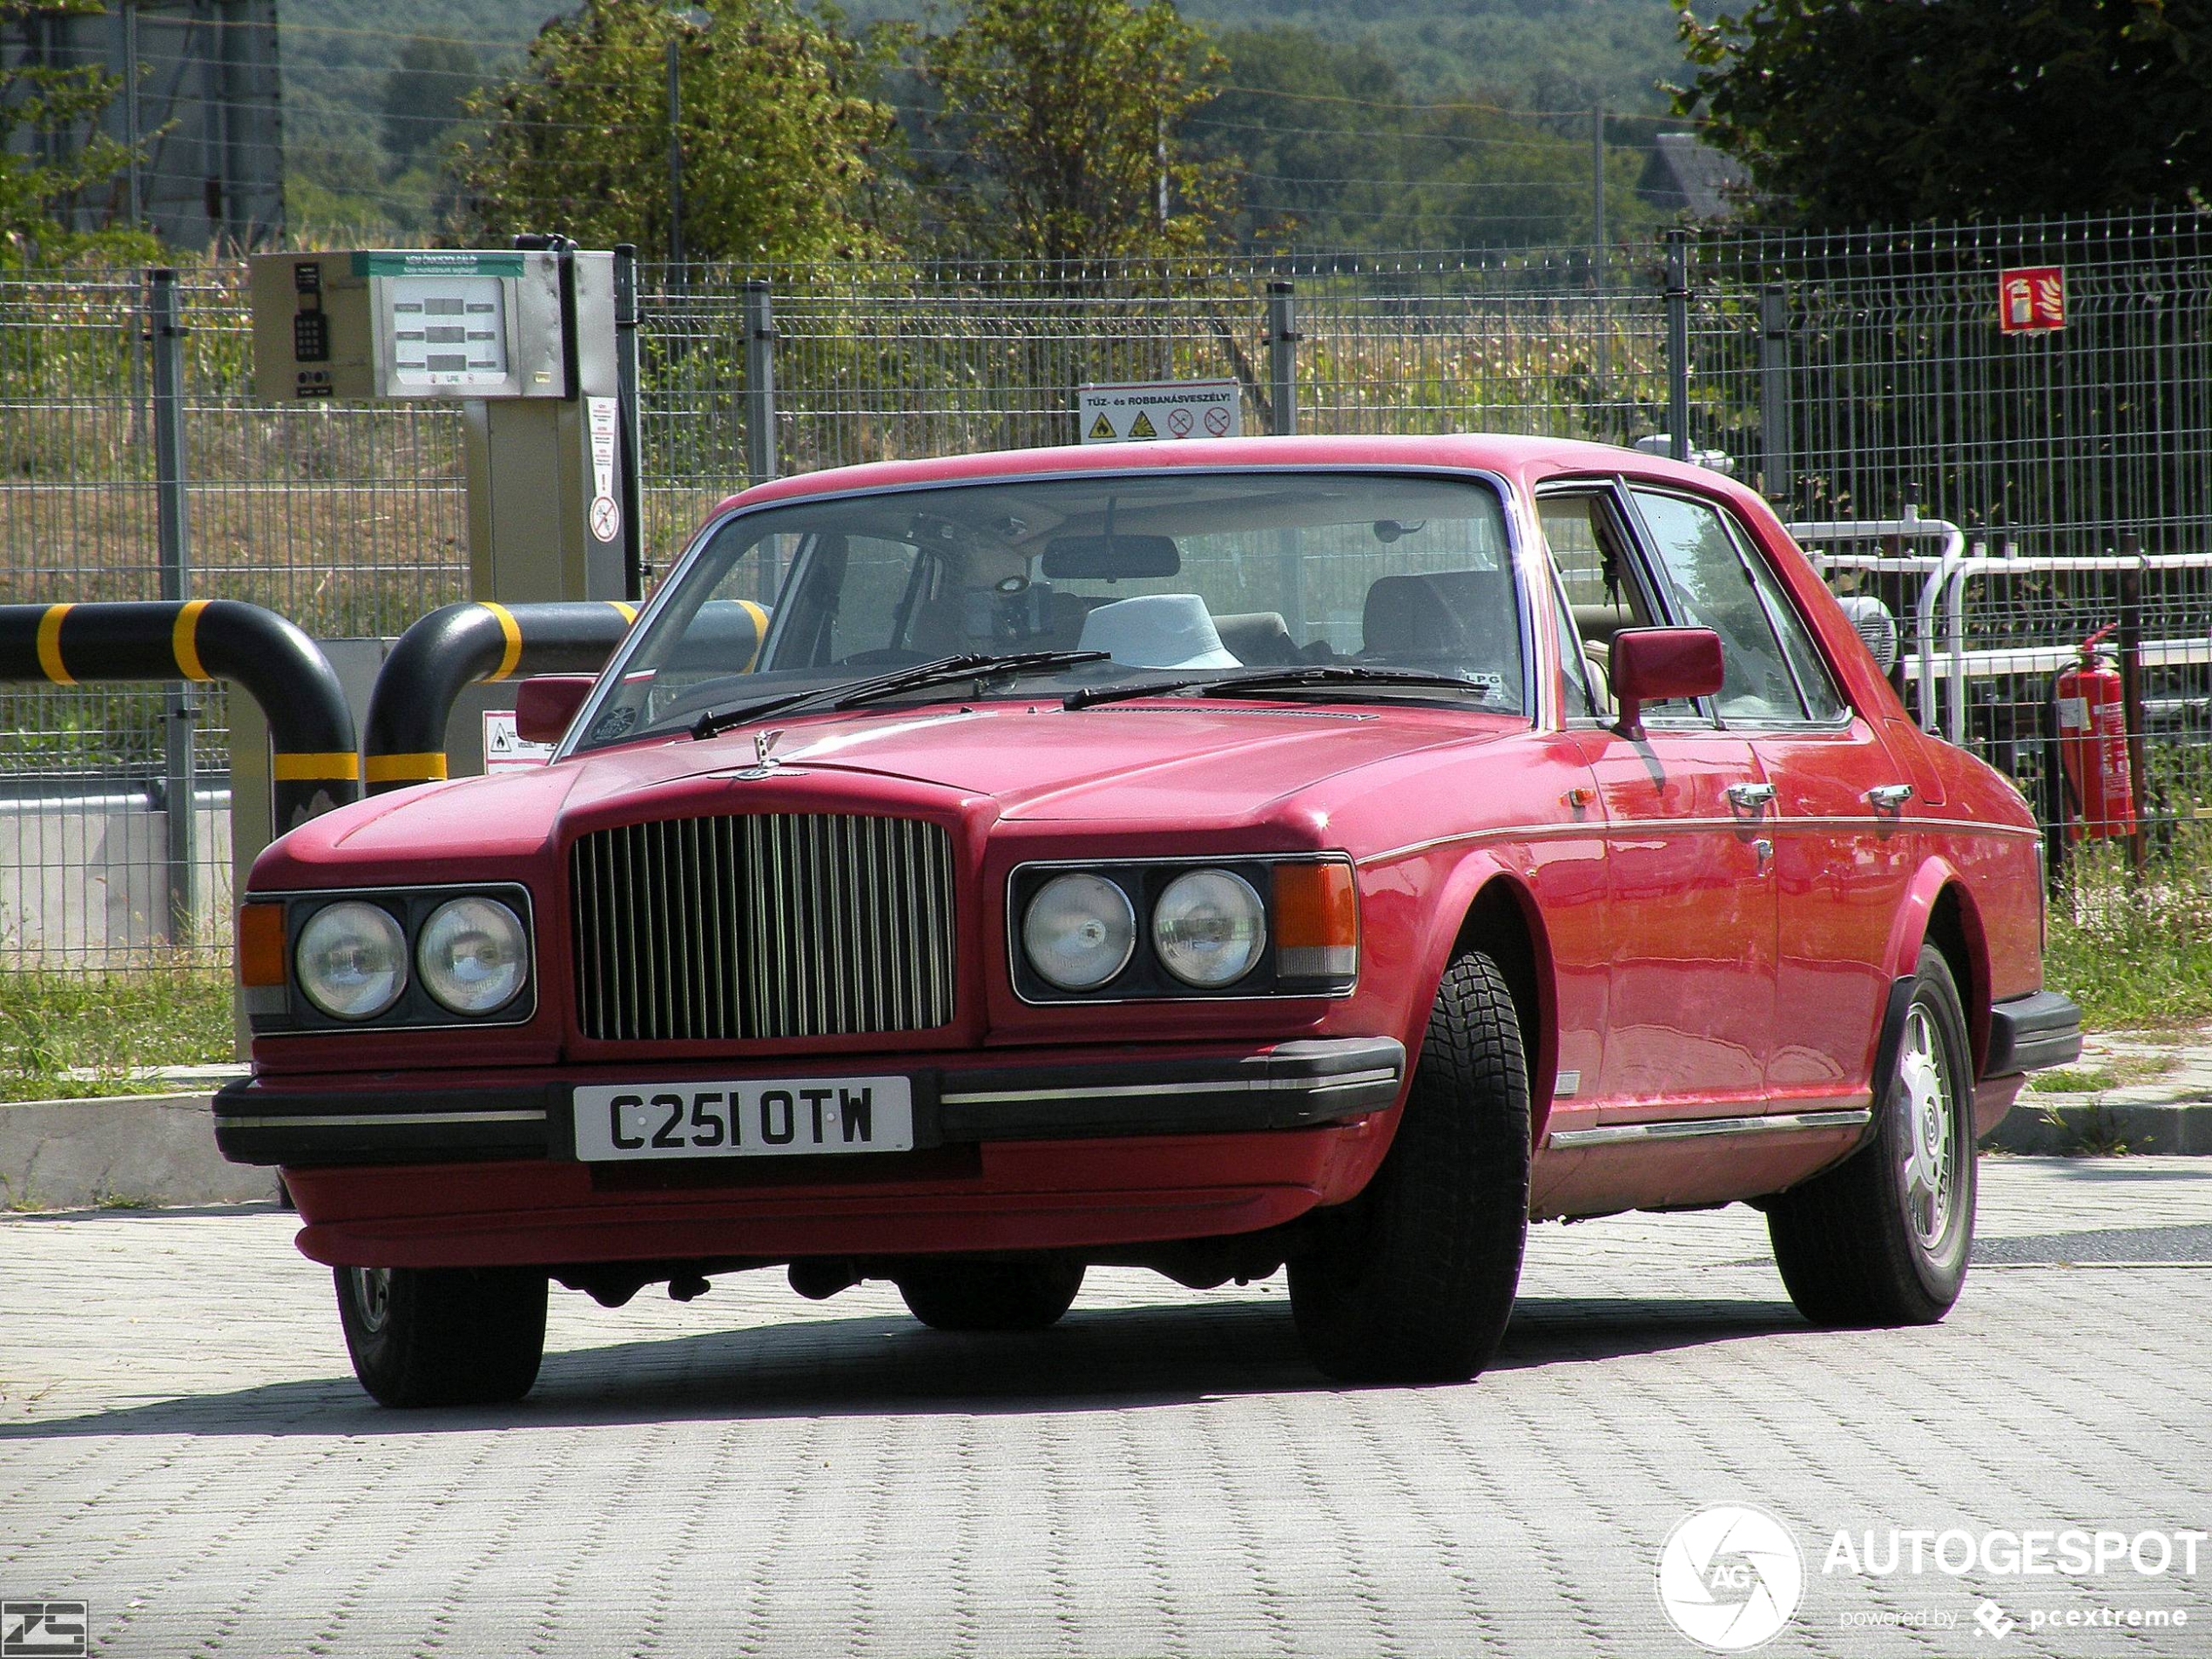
1634 490 1916 1115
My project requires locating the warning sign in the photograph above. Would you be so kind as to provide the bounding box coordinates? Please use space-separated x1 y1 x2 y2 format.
1076 379 1243 444
483 709 556 772
585 395 622 541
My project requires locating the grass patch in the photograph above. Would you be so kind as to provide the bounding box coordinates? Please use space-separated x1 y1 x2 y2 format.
2045 831 2212 1032
0 958 233 1102
2027 1052 2181 1094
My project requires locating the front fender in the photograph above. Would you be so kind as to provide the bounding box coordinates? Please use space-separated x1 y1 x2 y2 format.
1379 846 1559 1142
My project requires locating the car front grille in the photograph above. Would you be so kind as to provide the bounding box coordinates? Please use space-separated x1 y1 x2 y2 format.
570 813 957 1042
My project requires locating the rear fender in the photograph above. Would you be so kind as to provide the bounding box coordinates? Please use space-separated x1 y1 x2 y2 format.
1881 859 1992 1074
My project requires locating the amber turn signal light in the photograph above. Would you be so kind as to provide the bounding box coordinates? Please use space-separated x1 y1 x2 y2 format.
1273 860 1359 981
238 901 287 988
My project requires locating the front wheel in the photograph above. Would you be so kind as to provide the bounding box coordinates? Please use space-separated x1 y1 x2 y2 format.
1288 950 1531 1384
334 1264 548 1407
1766 945 1978 1326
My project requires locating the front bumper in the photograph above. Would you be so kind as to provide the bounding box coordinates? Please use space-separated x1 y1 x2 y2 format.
212 1037 1406 1169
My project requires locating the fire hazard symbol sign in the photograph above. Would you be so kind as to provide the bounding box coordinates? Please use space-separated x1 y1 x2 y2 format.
1999 266 2066 334
1076 379 1243 443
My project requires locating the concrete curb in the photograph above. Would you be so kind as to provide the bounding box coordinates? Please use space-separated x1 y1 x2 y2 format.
1984 1098 2212 1157
1 1093 279 1212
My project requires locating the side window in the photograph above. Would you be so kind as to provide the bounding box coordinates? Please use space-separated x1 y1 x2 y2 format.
1537 489 1680 721
1723 516 1849 722
829 536 927 661
1629 489 1811 725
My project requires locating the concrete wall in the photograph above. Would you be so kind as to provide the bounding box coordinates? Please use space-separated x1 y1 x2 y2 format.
0 792 233 964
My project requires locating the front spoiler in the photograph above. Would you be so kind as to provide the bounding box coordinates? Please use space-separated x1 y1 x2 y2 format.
213 1037 1407 1169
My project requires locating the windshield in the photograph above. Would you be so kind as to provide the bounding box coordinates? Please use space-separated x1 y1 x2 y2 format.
571 470 1525 751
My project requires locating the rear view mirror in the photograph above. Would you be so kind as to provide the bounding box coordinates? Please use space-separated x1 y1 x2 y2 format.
1041 534 1181 580
514 674 597 745
1610 627 1724 738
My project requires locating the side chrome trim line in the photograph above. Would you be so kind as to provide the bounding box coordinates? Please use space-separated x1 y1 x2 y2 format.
1548 1107 1871 1149
1359 815 2040 868
941 1067 1400 1106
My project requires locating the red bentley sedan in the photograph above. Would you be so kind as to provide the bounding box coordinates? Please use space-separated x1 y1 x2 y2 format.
214 435 2081 1406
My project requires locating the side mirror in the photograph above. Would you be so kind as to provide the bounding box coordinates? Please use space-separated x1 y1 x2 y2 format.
513 674 597 745
1610 627 1724 738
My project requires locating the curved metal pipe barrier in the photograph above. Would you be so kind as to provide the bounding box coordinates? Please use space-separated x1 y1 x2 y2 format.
0 600 360 831
362 600 644 794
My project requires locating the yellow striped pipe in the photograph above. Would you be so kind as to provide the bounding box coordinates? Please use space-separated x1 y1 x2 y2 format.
36 604 73 683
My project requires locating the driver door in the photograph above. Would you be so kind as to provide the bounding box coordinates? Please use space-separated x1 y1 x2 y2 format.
1541 484 1778 1124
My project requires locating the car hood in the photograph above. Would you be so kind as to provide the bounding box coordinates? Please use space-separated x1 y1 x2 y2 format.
266 699 1521 879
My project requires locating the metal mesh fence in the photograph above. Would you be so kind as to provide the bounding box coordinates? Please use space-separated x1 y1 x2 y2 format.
1 266 469 968
5 213 2212 967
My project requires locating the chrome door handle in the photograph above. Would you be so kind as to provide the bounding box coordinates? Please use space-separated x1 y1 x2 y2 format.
1753 837 1774 871
1727 782 1777 810
1868 783 1915 812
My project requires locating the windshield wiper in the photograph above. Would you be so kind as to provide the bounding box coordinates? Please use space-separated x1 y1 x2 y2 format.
1065 664 1496 710
691 651 1108 740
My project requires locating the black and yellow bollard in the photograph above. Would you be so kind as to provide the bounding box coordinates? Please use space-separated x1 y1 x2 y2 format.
361 600 644 794
0 600 359 833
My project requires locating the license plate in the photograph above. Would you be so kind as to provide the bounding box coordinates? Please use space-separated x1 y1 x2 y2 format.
572 1076 914 1162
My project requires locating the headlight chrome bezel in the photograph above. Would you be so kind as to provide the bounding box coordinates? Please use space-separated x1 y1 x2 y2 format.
1008 855 1358 1005
254 883 538 1035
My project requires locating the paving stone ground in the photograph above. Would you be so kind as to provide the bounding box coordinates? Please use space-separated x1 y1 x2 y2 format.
3 1156 2209 1659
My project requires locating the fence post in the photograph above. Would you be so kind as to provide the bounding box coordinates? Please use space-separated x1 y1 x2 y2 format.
743 279 779 486
1665 230 1690 462
150 266 197 948
1758 283 1791 502
612 243 645 601
2117 532 2149 879
1266 280 1298 437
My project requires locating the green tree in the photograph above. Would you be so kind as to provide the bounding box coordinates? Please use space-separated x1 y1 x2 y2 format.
921 0 1234 260
382 33 483 173
452 0 903 260
1674 0 2212 226
1199 26 1656 251
2 0 161 263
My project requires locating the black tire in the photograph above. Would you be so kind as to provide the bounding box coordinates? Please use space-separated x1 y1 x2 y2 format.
1766 945 1978 1327
894 1258 1085 1332
334 1264 548 1407
1288 950 1531 1384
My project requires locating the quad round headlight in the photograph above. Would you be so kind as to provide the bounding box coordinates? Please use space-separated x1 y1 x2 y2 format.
295 900 408 1021
416 896 529 1015
1022 873 1136 992
1152 868 1266 988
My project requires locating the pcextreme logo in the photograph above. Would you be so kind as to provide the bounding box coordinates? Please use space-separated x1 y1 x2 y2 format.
1656 1505 1806 1651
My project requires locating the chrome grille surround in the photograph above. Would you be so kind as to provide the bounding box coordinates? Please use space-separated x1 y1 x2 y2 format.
570 813 956 1042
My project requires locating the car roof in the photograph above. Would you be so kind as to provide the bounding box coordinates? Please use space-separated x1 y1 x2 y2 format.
711 432 1746 517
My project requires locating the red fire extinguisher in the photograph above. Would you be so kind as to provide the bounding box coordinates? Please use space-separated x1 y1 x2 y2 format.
2054 624 2137 841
